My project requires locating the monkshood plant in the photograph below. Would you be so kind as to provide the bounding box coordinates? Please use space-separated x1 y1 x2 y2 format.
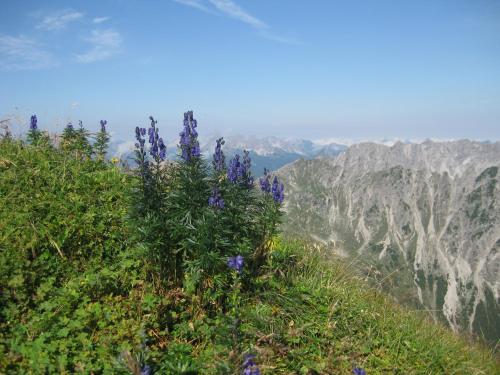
61 120 76 146
131 111 285 310
61 120 92 158
76 120 93 157
93 119 110 162
26 114 51 146
130 116 171 286
253 168 285 270
26 114 40 144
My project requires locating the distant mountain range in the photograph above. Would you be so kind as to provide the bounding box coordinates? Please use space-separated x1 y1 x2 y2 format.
108 135 347 176
278 140 500 344
110 134 495 173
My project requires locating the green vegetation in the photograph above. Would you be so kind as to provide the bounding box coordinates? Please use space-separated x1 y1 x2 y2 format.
473 285 500 345
476 166 498 182
434 275 449 324
0 132 136 373
1 124 498 374
416 269 426 289
466 166 497 225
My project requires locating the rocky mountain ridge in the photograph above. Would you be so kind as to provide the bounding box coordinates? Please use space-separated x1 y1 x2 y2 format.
279 140 500 344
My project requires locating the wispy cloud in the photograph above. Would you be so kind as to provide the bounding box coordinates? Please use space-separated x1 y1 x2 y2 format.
36 9 84 31
0 34 56 71
173 0 213 13
93 16 110 24
76 29 122 63
172 0 298 44
258 30 301 45
208 0 267 29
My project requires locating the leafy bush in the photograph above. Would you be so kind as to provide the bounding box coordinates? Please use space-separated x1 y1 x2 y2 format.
0 121 141 373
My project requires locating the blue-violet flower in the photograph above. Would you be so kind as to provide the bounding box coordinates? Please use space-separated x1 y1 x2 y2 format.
259 168 271 193
227 255 244 273
179 111 201 161
271 176 285 204
208 187 225 209
212 137 226 172
30 115 37 130
100 120 107 133
352 368 366 375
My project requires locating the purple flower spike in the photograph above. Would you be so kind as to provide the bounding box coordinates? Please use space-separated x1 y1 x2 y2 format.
30 115 37 130
100 120 107 132
227 154 241 183
148 128 154 145
212 137 226 172
353 368 366 375
208 187 225 209
158 138 167 161
242 150 254 186
242 353 260 375
271 176 284 204
141 364 152 375
227 151 253 187
227 255 244 273
179 111 201 162
242 354 256 368
259 168 271 193
191 144 201 158
135 126 147 156
147 116 167 161
242 150 251 175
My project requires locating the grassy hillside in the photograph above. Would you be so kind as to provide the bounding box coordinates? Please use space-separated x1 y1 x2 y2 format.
0 135 498 374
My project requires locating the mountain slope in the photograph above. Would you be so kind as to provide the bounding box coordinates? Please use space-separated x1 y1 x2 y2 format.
279 140 500 344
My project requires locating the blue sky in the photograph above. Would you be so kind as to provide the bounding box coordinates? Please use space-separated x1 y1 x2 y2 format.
0 0 499 142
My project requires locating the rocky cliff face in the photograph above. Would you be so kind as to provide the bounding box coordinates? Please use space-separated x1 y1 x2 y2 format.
279 140 500 343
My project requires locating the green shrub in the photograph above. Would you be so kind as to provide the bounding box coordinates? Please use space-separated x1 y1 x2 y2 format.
0 133 139 373
130 112 284 303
